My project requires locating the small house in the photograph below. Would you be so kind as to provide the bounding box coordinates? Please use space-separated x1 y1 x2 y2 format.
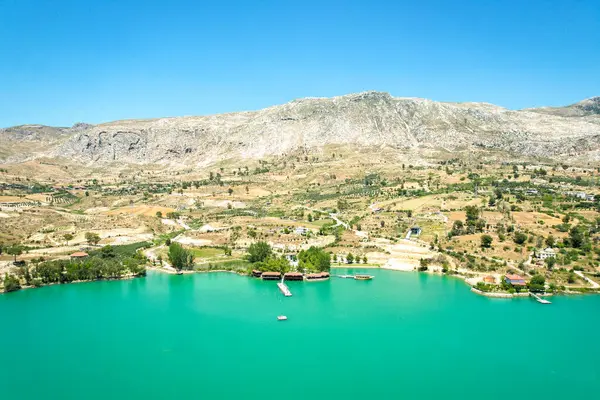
305 272 330 280
261 271 281 281
504 274 526 286
483 276 496 284
70 251 89 260
252 270 262 278
284 272 303 281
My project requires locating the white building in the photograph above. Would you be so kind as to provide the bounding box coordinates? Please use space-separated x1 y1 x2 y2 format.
536 247 556 260
294 226 309 235
285 254 299 268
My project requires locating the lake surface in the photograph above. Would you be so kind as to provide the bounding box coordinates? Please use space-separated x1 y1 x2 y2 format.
1 269 599 399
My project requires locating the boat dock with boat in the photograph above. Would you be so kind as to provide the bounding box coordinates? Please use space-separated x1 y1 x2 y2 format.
334 274 374 280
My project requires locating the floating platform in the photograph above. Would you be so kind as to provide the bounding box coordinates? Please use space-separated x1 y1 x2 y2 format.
531 292 551 304
277 282 292 297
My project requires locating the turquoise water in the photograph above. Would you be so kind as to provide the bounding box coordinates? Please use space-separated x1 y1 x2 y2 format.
1 269 599 399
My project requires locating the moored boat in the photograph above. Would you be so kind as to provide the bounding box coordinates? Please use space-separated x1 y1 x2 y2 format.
277 315 288 321
354 274 374 280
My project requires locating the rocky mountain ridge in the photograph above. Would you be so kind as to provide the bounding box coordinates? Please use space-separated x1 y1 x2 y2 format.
2 92 600 165
526 97 600 118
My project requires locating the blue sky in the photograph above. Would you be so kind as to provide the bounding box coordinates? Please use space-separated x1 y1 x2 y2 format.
1 0 599 127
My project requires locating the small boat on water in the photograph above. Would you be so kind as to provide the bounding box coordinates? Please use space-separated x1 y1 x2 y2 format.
354 274 374 280
277 315 288 321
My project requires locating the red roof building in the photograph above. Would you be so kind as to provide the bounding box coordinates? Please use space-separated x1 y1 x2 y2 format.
504 274 526 286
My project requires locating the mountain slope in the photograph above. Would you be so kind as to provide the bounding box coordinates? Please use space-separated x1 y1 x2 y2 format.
526 97 600 118
0 124 82 161
2 92 600 165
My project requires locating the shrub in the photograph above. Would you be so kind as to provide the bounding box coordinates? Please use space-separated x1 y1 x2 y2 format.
3 274 21 292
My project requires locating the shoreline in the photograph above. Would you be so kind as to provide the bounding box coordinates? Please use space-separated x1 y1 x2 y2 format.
1 273 143 295
330 264 381 269
149 265 600 298
5 265 599 299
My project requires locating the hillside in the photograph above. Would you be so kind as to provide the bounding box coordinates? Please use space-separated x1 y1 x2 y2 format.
526 97 600 118
2 92 600 165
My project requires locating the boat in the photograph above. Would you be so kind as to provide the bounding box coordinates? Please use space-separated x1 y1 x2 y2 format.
277 315 288 321
354 274 374 280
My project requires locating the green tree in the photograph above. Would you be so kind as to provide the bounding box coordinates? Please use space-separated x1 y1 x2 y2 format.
569 226 585 248
156 211 163 218
258 256 290 274
513 232 527 245
298 247 331 272
529 274 545 292
346 252 354 264
480 234 493 248
465 205 480 223
451 220 464 236
545 235 555 248
63 233 74 245
7 245 23 262
228 188 233 195
168 242 195 271
545 257 556 270
362 255 368 264
223 246 232 256
85 232 101 246
247 241 272 263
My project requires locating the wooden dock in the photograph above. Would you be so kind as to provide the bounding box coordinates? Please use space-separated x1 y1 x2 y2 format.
530 292 551 304
277 282 292 297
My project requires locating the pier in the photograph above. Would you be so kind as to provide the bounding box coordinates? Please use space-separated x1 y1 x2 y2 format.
277 281 292 297
530 292 551 304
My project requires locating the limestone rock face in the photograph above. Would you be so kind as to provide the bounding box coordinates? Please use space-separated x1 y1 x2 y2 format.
2 92 600 164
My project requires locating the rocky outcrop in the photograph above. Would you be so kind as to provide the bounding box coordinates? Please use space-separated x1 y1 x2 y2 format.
2 92 600 164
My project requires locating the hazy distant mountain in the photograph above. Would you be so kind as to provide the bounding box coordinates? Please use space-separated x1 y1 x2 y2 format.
2 92 600 165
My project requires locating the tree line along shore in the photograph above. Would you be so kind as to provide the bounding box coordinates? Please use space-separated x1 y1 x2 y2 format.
0 239 334 293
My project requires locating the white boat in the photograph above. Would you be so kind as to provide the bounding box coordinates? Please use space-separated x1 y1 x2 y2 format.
277 315 288 321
